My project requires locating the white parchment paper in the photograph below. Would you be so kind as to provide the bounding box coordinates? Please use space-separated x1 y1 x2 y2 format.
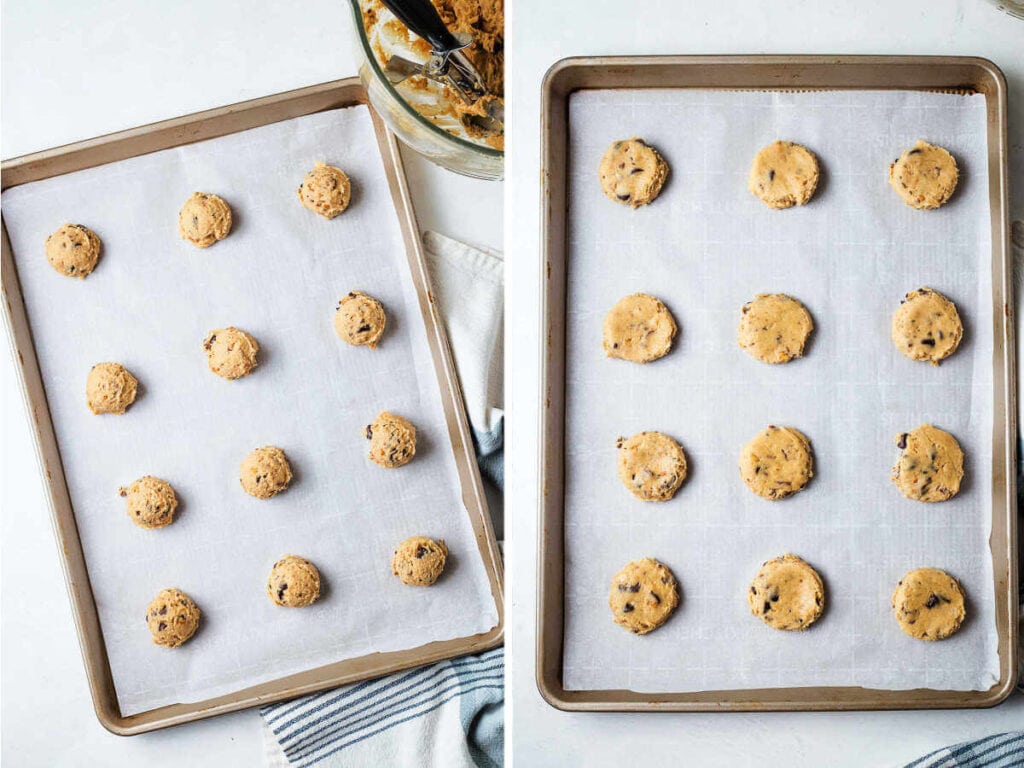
562 89 997 693
2 106 498 715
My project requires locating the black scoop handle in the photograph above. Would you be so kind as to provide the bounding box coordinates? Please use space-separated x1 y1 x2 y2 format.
379 0 460 54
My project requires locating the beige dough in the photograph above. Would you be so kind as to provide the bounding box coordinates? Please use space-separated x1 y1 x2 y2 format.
146 588 201 648
616 431 688 502
178 192 232 248
608 557 680 635
891 424 964 503
738 293 814 364
598 138 669 208
748 141 820 209
334 291 387 349
392 536 449 586
739 425 814 500
891 287 963 366
86 362 138 415
889 140 959 210
240 446 293 499
892 567 966 640
365 411 417 468
298 162 352 219
119 476 178 529
203 327 259 380
748 554 825 631
602 293 677 364
45 223 102 278
267 555 321 607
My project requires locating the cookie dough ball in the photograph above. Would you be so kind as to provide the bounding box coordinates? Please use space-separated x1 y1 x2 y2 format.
119 476 178 529
365 411 417 469
748 554 825 631
203 326 259 380
86 362 138 415
602 293 677 364
240 446 293 499
334 291 386 349
891 424 964 503
738 293 814 364
892 567 966 640
739 425 814 500
889 140 959 210
616 431 688 502
608 558 680 635
392 536 449 586
178 192 232 248
45 223 101 278
298 162 352 219
748 141 820 209
598 138 669 208
891 287 962 366
267 555 321 607
146 588 201 648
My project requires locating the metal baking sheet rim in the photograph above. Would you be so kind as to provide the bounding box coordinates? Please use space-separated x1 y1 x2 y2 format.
536 54 1017 712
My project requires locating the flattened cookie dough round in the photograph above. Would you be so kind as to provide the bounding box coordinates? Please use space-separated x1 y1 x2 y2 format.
267 555 321 607
86 362 138 415
739 425 814 501
748 554 824 631
598 138 669 208
616 431 688 502
738 293 814 364
240 446 293 499
365 411 417 468
45 223 101 278
392 536 449 586
892 567 966 640
178 192 232 248
891 287 962 366
889 140 959 210
298 162 352 219
146 588 200 648
891 424 964 503
119 476 178 529
203 326 259 380
608 558 680 635
334 291 386 349
602 293 677 364
748 141 820 209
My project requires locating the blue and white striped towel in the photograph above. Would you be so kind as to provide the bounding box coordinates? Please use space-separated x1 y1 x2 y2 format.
903 731 1024 768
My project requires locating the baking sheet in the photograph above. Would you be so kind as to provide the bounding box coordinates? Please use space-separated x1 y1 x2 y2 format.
1 105 499 715
561 89 997 693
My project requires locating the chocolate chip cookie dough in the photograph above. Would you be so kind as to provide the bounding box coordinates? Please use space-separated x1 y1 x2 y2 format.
598 138 669 208
178 192 232 248
891 424 964 503
889 140 959 210
392 536 449 586
748 554 825 631
267 555 321 607
615 431 688 502
335 291 387 349
119 476 178 529
748 141 820 209
365 411 417 468
86 362 138 415
891 287 963 366
240 446 293 499
298 162 352 219
739 426 814 500
892 567 966 640
45 223 101 278
738 293 814 364
146 588 201 648
203 327 259 380
608 557 679 635
602 293 677 364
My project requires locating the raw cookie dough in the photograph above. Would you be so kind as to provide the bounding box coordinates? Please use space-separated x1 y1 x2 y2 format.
739 425 814 500
748 554 825 631
748 141 820 209
602 293 677 364
240 446 293 499
334 291 387 349
892 567 966 641
45 223 101 278
203 326 259 380
86 362 138 415
392 536 449 586
598 138 669 208
146 588 201 648
891 424 964 503
738 293 814 364
615 431 688 502
891 287 963 366
889 140 959 210
608 557 680 635
178 192 232 248
119 476 178 529
267 555 321 607
298 162 352 219
365 411 417 468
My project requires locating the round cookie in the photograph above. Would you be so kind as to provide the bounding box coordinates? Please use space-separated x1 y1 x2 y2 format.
615 431 688 502
891 287 962 366
392 536 449 586
889 140 959 210
334 291 386 349
748 554 825 631
203 326 259 380
892 567 966 641
738 293 814 364
602 293 677 364
739 425 814 501
598 138 669 208
365 411 417 469
608 557 680 635
267 555 321 607
86 362 138 415
240 446 293 499
298 162 352 219
748 141 820 209
146 588 200 648
178 192 232 248
891 424 964 503
45 223 101 278
119 476 178 529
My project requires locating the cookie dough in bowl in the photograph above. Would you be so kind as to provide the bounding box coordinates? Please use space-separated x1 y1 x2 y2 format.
608 557 680 635
298 162 352 219
602 293 677 364
178 192 232 248
365 411 417 468
738 293 814 364
616 431 688 502
392 536 449 586
891 424 964 503
335 291 387 349
748 554 825 631
748 140 820 209
203 326 260 380
86 362 138 415
891 287 962 366
45 223 101 278
892 567 966 640
267 555 321 607
598 138 669 208
889 140 959 210
739 425 814 500
146 588 201 648
240 446 293 499
119 476 178 529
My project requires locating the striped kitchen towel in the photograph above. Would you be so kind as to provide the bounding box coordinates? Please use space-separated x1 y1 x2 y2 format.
903 731 1024 768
